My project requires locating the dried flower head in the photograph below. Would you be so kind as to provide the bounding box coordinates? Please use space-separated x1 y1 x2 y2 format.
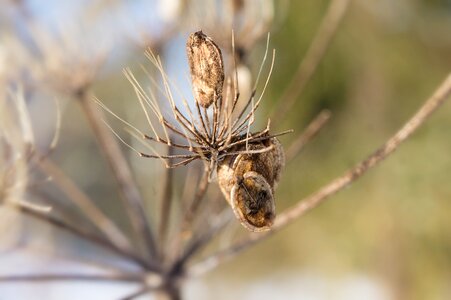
102 30 291 231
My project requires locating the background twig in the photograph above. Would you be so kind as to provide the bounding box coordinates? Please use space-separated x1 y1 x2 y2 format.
37 158 133 254
285 109 331 161
158 146 174 257
0 273 143 282
271 0 351 122
189 73 451 276
18 206 156 270
77 90 158 263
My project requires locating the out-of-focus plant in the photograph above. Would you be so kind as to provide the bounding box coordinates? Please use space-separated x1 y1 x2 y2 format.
0 0 450 299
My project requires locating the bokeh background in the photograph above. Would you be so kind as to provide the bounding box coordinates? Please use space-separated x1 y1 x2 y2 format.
1 0 451 299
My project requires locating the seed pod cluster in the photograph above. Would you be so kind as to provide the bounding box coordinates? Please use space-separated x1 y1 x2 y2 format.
217 138 285 232
135 30 287 232
186 31 225 108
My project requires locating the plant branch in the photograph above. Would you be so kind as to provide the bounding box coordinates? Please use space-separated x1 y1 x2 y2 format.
286 109 331 162
188 73 451 276
170 210 232 275
37 158 133 255
158 146 174 256
19 200 157 271
77 90 157 262
0 273 143 282
271 0 350 122
180 168 210 231
169 167 210 266
119 286 154 300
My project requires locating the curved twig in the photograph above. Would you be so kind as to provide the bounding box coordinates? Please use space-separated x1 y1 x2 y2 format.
37 158 133 255
19 206 158 271
0 273 143 282
285 109 331 162
270 0 351 122
77 90 157 263
158 146 175 257
188 73 451 276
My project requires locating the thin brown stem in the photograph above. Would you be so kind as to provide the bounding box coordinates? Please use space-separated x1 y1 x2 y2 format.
285 110 331 161
203 107 212 140
212 99 219 143
165 166 200 263
232 47 275 135
162 119 200 144
37 158 133 254
182 168 210 228
119 286 153 300
195 101 210 141
0 273 143 282
19 206 156 270
188 73 451 276
173 106 206 143
144 135 201 150
271 0 351 123
170 168 210 263
139 153 198 159
158 146 175 256
77 90 157 262
167 157 199 168
171 210 232 275
122 284 181 300
156 286 182 300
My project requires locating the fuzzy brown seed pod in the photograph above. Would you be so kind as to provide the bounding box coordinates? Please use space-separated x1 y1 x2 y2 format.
186 30 225 108
217 137 285 232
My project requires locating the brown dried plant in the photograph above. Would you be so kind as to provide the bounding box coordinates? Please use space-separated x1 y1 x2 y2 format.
99 30 290 232
0 0 450 300
0 88 58 213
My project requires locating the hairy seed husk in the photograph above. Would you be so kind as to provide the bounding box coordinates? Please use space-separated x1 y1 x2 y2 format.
186 31 225 108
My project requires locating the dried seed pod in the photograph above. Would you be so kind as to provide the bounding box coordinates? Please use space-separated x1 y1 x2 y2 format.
231 171 275 230
186 30 225 108
217 137 285 231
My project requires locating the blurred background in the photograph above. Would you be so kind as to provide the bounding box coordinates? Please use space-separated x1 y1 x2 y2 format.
1 0 451 299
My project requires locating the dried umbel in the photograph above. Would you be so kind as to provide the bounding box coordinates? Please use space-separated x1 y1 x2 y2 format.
186 30 224 108
0 89 56 213
217 137 285 231
103 30 290 231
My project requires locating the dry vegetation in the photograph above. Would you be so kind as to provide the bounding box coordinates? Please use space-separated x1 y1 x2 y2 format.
1 0 450 299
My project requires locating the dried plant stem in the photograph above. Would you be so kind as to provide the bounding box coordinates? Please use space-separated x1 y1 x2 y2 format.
189 73 451 276
165 166 201 263
170 210 232 275
285 109 331 161
0 273 143 282
122 282 181 300
120 287 153 300
180 168 210 229
19 206 156 270
37 158 133 254
77 90 157 263
180 166 200 213
7 197 51 213
119 285 180 300
157 287 181 300
169 168 210 265
271 0 350 122
158 146 175 254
